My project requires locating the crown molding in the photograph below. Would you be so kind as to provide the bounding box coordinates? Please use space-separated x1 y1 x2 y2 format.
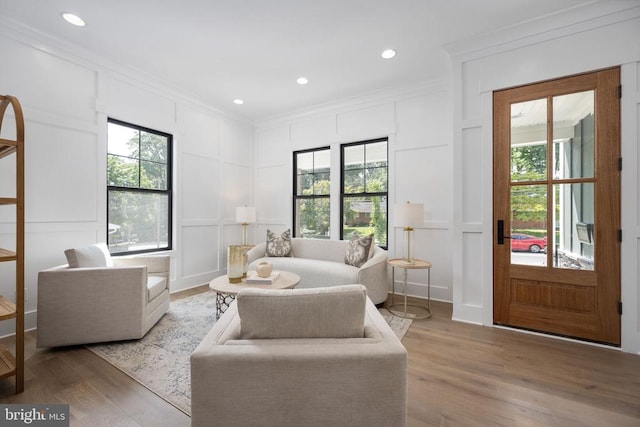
0 15 253 126
255 78 450 129
444 0 640 61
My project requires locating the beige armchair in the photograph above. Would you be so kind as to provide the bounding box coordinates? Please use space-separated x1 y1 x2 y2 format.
191 285 407 427
37 248 170 348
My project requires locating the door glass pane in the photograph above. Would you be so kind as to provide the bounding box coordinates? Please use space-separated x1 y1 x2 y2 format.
553 183 595 270
553 91 595 180
511 99 547 182
511 185 548 266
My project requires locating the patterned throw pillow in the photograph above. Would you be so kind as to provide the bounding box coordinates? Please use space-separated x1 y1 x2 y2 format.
266 229 293 257
344 233 374 267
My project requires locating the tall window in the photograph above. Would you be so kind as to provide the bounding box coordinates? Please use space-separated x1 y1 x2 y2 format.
107 119 172 254
341 138 388 247
293 147 331 238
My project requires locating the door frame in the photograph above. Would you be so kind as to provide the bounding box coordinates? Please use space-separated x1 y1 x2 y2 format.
492 67 621 345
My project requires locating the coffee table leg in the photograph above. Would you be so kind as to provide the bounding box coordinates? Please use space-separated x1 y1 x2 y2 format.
215 292 236 320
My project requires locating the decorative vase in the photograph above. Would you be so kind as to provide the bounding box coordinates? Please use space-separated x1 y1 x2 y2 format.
256 261 273 278
242 245 251 278
227 245 245 283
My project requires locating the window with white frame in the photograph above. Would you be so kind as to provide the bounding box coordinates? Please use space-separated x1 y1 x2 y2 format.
107 118 172 254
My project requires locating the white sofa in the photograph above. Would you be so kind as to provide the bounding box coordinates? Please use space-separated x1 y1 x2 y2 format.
191 285 408 427
247 237 389 304
37 247 170 348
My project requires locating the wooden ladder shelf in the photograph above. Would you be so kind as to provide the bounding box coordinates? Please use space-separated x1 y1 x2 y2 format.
0 94 25 393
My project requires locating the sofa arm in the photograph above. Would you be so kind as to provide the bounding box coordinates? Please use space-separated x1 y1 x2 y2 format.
357 248 389 304
247 242 266 264
37 265 148 347
113 254 170 277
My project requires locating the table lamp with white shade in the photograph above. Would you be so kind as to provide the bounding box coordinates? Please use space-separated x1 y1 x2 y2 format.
394 201 424 264
235 206 256 245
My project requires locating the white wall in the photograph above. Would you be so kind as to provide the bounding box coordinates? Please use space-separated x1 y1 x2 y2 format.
447 1 640 353
254 83 454 302
0 22 253 335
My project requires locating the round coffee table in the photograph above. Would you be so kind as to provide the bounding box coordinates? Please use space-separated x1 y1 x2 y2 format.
209 270 301 319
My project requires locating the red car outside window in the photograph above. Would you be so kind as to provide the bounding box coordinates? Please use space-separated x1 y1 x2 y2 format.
511 234 547 253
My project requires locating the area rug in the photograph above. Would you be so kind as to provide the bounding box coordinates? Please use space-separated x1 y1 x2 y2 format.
87 292 412 416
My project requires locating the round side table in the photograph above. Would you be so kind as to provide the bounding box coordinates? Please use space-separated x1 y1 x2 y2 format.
388 258 432 319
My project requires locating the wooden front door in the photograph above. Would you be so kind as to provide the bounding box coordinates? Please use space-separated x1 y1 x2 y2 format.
493 68 621 345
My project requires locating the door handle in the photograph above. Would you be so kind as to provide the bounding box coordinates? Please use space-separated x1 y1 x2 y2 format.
497 220 510 245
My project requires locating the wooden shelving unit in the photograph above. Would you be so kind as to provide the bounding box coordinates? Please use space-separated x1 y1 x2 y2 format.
0 95 24 393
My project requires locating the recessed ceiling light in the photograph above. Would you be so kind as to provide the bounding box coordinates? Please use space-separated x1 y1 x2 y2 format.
233 99 244 105
62 12 86 27
296 77 309 85
381 49 397 59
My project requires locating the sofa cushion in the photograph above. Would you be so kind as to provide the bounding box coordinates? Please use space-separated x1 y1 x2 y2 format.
266 228 293 257
344 233 374 267
291 237 349 263
249 257 359 288
64 243 114 268
237 284 367 339
147 275 167 301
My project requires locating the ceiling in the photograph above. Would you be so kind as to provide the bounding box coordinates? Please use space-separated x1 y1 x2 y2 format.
0 0 597 121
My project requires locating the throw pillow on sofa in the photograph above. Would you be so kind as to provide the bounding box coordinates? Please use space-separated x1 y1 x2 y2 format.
266 228 293 257
344 232 374 267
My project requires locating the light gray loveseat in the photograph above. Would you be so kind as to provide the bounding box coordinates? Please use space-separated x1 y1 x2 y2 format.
191 285 408 427
247 237 389 304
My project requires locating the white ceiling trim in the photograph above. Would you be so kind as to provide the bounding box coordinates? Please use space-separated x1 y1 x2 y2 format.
444 1 640 61
0 15 252 126
255 78 449 129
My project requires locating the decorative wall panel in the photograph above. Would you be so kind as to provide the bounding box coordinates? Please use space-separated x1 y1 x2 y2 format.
182 225 219 278
27 122 98 223
107 77 175 132
461 232 483 305
337 103 395 139
0 38 96 124
221 119 253 166
221 163 252 221
256 126 290 167
290 114 336 148
178 104 220 159
257 166 289 222
395 145 450 224
182 154 219 221
396 93 450 149
461 127 482 224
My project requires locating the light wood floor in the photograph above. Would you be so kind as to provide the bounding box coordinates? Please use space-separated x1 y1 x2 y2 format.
1 287 639 426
